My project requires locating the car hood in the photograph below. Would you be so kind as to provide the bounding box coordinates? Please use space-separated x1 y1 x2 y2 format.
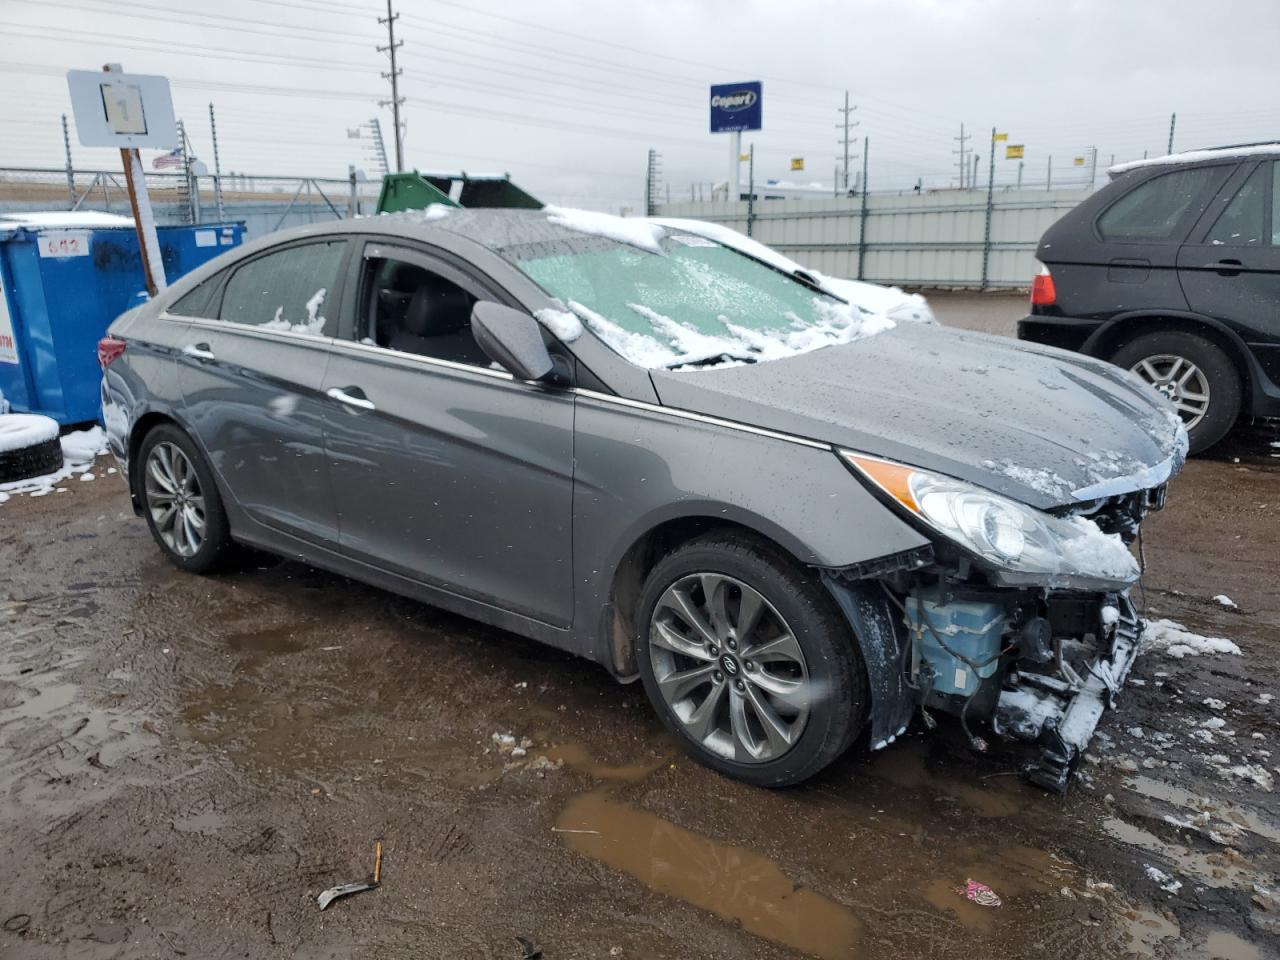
649 323 1187 510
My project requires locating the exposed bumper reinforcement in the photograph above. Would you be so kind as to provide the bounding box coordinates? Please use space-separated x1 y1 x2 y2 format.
995 595 1142 794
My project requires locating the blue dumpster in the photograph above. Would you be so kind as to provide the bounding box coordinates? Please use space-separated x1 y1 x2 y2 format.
0 212 244 425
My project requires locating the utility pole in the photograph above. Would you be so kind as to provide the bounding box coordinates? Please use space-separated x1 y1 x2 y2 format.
953 123 970 188
61 113 75 209
836 90 859 193
1167 112 1176 154
981 127 996 290
377 0 405 172
857 136 869 280
209 102 225 221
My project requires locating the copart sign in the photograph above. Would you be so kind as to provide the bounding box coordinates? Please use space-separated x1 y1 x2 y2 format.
709 81 762 133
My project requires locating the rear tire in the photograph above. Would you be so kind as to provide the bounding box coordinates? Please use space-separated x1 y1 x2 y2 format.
1110 330 1241 455
136 424 237 574
635 533 867 788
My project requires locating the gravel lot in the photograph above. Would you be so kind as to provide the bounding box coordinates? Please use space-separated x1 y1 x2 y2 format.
1 295 1278 959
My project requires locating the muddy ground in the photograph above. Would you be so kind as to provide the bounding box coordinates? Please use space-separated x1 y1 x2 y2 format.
2 294 1279 960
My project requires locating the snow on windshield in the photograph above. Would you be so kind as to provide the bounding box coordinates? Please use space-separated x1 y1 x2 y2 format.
545 206 667 255
569 297 894 370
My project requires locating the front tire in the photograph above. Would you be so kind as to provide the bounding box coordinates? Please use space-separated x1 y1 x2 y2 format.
1110 330 1241 455
136 424 236 574
635 534 867 788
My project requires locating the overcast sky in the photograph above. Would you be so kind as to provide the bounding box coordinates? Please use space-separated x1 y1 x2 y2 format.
3 0 1279 211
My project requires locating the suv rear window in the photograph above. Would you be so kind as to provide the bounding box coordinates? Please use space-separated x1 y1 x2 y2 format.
1097 166 1227 242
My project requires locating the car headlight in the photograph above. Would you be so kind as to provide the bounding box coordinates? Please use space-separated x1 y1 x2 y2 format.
841 451 1139 589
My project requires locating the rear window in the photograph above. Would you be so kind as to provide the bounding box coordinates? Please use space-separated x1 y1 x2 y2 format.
1097 165 1228 242
1206 162 1269 246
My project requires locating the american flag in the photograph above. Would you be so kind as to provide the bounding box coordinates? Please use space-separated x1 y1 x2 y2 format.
152 148 184 170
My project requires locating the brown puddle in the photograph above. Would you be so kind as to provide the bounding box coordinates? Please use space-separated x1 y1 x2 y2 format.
1101 816 1258 890
542 742 662 782
557 791 862 960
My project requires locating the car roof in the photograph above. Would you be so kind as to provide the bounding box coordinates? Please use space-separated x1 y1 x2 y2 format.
1108 142 1280 178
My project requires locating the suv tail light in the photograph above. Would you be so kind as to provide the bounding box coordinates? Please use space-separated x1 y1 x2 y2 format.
97 336 126 369
1030 264 1056 307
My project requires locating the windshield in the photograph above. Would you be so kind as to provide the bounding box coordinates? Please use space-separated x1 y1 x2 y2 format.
504 231 893 369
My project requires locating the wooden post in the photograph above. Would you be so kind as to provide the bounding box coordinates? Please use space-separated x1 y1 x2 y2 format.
119 146 164 297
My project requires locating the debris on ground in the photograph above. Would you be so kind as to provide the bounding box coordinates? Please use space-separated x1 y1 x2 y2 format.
960 879 1002 907
315 840 383 911
514 934 543 959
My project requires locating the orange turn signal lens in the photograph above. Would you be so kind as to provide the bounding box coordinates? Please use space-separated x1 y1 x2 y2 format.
841 453 920 514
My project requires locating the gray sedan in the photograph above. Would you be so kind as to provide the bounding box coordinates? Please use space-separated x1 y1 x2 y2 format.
100 208 1186 792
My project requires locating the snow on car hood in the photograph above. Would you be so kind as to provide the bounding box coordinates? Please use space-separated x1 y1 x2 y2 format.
650 323 1187 510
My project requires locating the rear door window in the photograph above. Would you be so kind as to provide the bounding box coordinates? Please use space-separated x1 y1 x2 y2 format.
219 241 346 335
1097 165 1229 242
1205 162 1269 246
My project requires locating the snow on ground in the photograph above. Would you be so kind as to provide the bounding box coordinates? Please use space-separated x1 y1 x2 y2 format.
0 426 108 505
546 206 666 255
1140 618 1242 659
1213 594 1238 609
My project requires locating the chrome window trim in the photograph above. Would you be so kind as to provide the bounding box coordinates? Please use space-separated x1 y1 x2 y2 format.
573 388 832 451
178 314 337 347
328 336 516 382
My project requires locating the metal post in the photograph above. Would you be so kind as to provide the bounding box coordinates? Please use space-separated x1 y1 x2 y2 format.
857 136 869 281
746 145 755 237
953 122 970 188
1017 160 1023 190
728 129 741 202
1046 154 1052 190
1089 145 1098 188
1167 112 1176 154
209 102 225 221
378 0 405 172
61 113 75 209
349 164 359 217
981 127 995 291
971 155 978 191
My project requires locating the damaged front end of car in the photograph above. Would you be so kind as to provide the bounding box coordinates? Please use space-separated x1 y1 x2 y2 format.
825 451 1174 794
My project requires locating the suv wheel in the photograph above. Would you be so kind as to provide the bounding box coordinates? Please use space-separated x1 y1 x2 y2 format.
137 424 237 573
1110 330 1242 455
635 534 867 788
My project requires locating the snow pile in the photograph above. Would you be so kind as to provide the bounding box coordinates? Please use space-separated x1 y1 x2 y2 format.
0 210 135 229
0 414 59 453
262 289 327 335
572 297 894 370
1054 515 1141 583
533 306 584 342
1140 618 1241 659
1144 865 1182 894
0 426 107 504
546 206 666 255
1213 595 1237 609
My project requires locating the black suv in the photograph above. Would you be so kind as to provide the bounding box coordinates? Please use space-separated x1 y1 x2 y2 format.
1019 146 1280 453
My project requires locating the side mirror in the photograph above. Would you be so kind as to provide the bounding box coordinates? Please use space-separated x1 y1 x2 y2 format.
471 301 554 382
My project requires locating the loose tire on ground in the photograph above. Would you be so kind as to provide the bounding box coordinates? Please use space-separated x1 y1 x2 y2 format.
0 414 64 483
635 533 868 788
1110 330 1242 455
136 424 238 574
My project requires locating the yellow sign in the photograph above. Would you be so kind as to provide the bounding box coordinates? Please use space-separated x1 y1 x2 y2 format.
790 157 804 171
740 153 750 162
1073 156 1086 166
1005 144 1024 159
993 132 1008 142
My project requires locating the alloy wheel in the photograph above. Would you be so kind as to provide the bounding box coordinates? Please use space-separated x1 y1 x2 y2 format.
1130 353 1211 430
144 441 206 558
648 573 810 763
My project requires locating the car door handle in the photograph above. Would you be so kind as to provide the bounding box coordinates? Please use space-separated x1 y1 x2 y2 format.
1208 258 1244 276
326 386 376 411
182 342 215 361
